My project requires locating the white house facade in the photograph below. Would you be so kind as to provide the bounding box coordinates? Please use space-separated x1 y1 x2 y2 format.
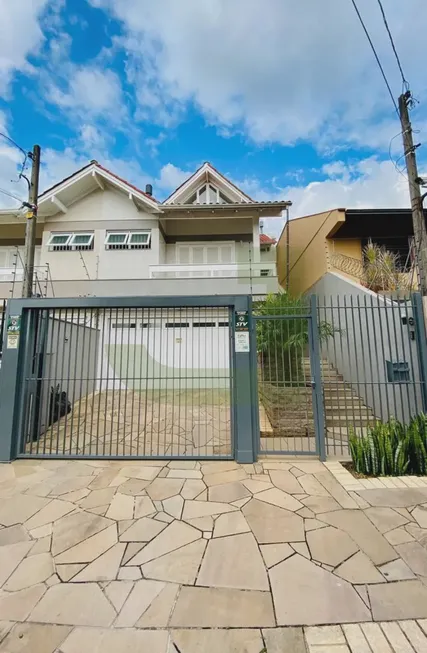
0 161 290 299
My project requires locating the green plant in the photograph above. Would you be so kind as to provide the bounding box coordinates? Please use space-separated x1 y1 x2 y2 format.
349 413 427 476
362 240 403 292
254 293 342 383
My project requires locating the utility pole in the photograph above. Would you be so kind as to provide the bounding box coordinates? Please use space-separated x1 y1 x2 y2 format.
399 92 427 296
22 145 41 298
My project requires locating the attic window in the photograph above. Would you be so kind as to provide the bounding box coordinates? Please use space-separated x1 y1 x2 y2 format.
105 231 151 250
48 233 94 251
190 183 233 205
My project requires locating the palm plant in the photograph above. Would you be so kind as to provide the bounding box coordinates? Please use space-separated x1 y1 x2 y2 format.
362 241 402 292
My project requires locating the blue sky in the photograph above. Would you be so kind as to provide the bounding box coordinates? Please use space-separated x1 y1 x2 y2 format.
1 0 426 233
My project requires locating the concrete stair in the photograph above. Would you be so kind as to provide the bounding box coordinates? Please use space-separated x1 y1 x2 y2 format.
302 358 376 437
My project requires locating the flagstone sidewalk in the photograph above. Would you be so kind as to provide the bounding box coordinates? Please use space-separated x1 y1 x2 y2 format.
1 457 427 652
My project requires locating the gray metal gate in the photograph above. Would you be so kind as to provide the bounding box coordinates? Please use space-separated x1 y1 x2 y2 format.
3 296 245 461
254 295 325 457
317 292 427 457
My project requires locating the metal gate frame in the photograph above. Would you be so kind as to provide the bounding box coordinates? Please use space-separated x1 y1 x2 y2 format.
252 295 326 460
0 294 257 463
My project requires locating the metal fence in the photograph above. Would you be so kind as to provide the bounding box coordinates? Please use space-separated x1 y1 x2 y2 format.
317 293 426 456
18 304 234 459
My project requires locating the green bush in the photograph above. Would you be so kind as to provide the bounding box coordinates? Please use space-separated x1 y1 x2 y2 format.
349 414 427 476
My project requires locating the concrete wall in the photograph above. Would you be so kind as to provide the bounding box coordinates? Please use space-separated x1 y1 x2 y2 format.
35 317 99 437
312 272 424 424
277 209 345 296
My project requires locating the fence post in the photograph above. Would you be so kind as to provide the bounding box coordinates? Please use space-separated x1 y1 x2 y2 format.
234 295 256 463
309 294 326 461
412 292 427 413
0 300 27 462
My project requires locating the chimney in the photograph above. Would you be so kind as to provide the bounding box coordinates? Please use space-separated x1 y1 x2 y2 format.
145 184 153 197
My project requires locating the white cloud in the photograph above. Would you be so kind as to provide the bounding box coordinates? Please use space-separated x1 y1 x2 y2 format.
0 0 50 93
48 67 123 117
89 0 427 150
155 163 192 192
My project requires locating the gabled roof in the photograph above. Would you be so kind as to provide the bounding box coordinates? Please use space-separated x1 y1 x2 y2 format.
38 161 161 217
163 161 254 205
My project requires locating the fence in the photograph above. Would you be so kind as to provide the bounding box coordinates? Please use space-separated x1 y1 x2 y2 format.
317 293 426 456
0 296 260 462
1 292 426 463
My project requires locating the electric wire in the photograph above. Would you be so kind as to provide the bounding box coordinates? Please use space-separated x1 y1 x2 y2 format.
349 0 399 115
375 0 409 91
284 210 334 287
0 187 24 203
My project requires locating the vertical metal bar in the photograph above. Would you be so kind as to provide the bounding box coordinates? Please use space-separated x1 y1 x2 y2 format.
122 308 131 456
348 295 363 439
309 295 326 461
374 293 391 422
94 309 104 457
396 297 413 421
390 297 406 423
130 308 138 457
110 306 119 456
136 308 144 457
142 307 151 457
363 294 380 426
412 292 427 412
41 308 55 455
150 306 157 456
382 295 399 421
116 307 124 456
75 308 88 456
103 307 112 457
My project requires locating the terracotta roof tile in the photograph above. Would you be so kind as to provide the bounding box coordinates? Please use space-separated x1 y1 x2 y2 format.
260 233 277 244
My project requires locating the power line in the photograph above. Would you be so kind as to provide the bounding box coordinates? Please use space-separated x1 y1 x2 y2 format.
0 130 30 189
375 0 409 91
284 210 334 287
0 187 24 204
349 0 399 115
0 131 27 157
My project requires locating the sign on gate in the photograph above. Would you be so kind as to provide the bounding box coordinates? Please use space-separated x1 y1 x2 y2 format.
6 315 21 349
234 310 250 352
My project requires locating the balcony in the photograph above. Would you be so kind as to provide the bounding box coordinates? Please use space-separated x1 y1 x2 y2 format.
149 262 277 279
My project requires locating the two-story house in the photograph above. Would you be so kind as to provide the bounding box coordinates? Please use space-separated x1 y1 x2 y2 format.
0 161 289 299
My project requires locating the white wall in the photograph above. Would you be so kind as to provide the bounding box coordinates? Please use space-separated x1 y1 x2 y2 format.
312 272 424 424
43 188 161 281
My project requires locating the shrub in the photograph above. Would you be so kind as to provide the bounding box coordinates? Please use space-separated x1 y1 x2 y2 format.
349 414 427 476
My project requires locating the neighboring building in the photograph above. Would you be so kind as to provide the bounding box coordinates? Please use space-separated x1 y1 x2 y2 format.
277 208 418 296
0 161 289 299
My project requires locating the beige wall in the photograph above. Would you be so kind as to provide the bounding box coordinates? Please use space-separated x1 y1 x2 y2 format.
277 209 345 296
328 238 362 261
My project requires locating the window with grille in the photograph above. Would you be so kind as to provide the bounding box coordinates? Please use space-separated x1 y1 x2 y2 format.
47 233 94 251
105 231 151 250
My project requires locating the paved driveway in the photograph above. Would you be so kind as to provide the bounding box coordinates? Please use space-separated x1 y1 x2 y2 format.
1 458 427 652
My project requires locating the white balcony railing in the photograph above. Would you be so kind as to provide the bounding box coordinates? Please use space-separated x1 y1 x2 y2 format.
149 262 277 279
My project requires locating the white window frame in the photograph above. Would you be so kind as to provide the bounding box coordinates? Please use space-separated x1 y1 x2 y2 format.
105 231 151 250
128 231 151 246
69 233 94 248
47 233 73 247
47 232 94 251
104 232 129 248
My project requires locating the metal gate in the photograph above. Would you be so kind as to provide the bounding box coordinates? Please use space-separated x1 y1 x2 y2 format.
8 297 240 460
254 295 325 457
254 292 427 460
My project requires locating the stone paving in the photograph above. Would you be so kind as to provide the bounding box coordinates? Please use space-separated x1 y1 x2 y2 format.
1 458 427 651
